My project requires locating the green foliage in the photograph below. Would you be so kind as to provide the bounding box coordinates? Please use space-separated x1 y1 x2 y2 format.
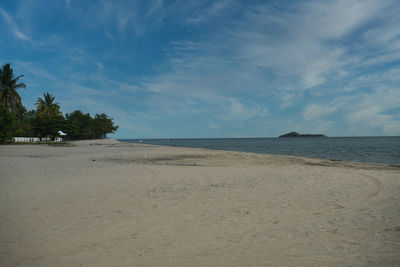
31 113 65 140
92 113 119 139
0 105 15 143
35 93 61 118
13 127 30 137
65 110 93 139
0 63 26 114
30 93 65 140
1 63 119 142
64 111 118 140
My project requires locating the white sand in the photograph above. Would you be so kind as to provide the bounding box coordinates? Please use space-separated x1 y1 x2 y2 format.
0 140 399 266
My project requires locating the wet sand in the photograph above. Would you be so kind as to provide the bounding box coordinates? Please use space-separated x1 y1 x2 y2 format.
1 139 399 266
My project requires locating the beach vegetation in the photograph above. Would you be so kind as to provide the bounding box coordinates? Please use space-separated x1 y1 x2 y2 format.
64 110 118 140
91 113 119 139
64 110 92 139
35 93 61 118
0 63 119 143
31 112 65 140
31 93 65 140
0 63 26 115
0 105 15 143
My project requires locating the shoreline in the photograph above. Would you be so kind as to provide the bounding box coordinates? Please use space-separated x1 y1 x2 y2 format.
1 140 400 266
117 138 400 168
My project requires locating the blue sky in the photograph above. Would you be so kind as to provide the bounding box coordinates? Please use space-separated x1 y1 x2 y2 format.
1 0 400 138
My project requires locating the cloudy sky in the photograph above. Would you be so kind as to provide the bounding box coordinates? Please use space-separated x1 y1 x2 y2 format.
1 0 400 138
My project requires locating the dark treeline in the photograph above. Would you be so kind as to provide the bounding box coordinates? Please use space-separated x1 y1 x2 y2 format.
0 63 118 143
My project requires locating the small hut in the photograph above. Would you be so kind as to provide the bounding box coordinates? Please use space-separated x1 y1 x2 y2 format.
57 130 67 142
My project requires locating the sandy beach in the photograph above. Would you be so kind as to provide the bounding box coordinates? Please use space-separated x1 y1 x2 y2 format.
1 139 399 266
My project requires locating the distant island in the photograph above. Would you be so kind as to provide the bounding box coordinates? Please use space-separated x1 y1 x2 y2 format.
279 131 327 138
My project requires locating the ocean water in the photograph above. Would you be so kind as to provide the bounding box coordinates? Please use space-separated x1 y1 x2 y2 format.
121 137 400 166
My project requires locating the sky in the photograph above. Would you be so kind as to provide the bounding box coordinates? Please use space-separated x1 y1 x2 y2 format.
1 0 400 138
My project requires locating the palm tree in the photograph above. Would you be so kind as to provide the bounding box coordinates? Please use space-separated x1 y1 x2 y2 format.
35 93 61 117
0 63 26 113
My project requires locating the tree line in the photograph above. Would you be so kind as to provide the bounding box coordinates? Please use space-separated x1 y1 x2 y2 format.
0 63 118 143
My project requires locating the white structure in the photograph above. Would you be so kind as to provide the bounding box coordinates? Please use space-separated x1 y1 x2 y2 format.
13 131 67 143
56 130 67 142
13 137 51 143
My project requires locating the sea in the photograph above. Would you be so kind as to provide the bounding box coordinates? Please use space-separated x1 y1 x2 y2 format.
120 137 400 166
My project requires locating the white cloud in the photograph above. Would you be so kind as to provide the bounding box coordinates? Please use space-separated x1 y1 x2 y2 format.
136 0 394 101
4 0 400 137
14 30 30 41
363 3 400 50
233 0 389 90
209 121 220 130
185 0 235 24
297 0 385 40
119 0 399 136
344 88 400 135
303 103 342 121
13 61 57 81
302 86 400 135
221 98 269 121
0 7 32 42
63 0 237 37
275 91 304 109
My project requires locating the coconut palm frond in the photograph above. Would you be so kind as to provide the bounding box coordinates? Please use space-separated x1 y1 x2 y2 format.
36 93 61 117
0 63 26 113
